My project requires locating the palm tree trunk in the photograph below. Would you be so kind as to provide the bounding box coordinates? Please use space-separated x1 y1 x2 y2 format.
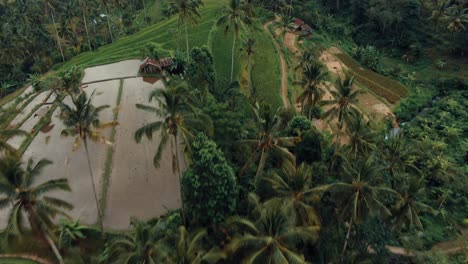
174 135 187 226
50 8 65 62
255 149 268 178
230 33 237 82
340 216 353 264
27 208 64 264
185 22 190 58
83 139 104 234
289 0 293 16
247 55 252 91
81 6 92 51
308 105 313 120
142 0 148 24
44 232 64 264
105 8 114 43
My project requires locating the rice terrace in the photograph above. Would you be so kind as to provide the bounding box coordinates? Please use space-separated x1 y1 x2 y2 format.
0 0 466 263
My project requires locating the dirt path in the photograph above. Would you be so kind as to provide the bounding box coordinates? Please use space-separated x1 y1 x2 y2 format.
264 20 290 109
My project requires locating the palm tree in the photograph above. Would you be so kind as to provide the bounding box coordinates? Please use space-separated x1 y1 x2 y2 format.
79 0 93 50
297 62 327 119
263 161 324 227
428 0 451 29
274 14 293 40
101 0 114 42
296 46 320 70
240 34 256 74
58 219 88 250
106 219 169 263
320 75 362 129
391 176 435 230
240 34 256 90
227 207 318 263
171 226 209 263
446 4 468 33
134 82 212 224
341 115 377 159
323 155 398 260
218 0 253 81
0 157 72 264
58 91 116 233
0 110 28 157
380 134 422 180
169 0 203 56
45 0 65 61
241 103 297 178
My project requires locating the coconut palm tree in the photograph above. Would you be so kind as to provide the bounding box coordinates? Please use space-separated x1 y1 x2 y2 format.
241 103 297 178
0 157 72 264
263 161 324 227
274 14 293 40
320 75 363 129
297 62 327 119
134 82 212 224
45 0 65 61
0 110 28 157
323 155 398 260
391 176 435 230
240 34 256 74
240 34 256 90
106 219 169 263
101 0 114 42
227 207 318 263
79 0 93 50
446 4 468 33
218 0 253 81
428 0 451 29
58 91 116 233
380 133 422 180
170 226 210 264
341 114 378 159
169 0 203 56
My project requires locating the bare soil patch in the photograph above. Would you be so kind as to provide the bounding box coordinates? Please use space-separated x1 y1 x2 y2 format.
284 32 298 54
0 81 120 229
82 60 141 84
103 78 182 229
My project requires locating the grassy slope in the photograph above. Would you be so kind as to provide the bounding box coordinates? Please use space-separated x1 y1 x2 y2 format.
251 27 282 108
61 0 282 106
62 0 224 69
210 24 241 81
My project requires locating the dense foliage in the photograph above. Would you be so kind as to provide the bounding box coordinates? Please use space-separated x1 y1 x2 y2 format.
0 0 466 263
182 132 238 226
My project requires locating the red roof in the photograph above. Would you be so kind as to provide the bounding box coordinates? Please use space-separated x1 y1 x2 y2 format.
159 57 172 68
139 57 161 70
293 18 305 26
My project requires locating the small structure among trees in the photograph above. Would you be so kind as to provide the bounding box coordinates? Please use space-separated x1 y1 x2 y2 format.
139 57 162 74
291 18 313 36
139 57 174 75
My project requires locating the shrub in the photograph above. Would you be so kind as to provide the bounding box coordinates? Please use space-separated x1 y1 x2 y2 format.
182 133 238 226
296 130 323 164
351 45 381 71
286 115 312 136
141 42 171 59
